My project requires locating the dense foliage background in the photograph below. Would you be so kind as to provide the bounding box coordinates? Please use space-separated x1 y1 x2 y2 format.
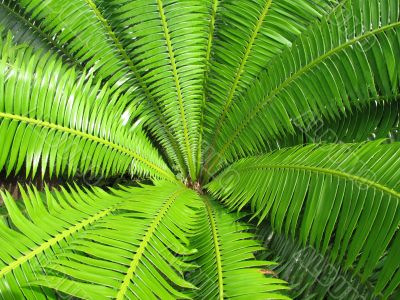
0 0 399 299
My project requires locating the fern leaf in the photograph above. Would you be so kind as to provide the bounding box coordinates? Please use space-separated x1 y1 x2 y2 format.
0 184 127 299
29 181 201 299
0 1 54 54
98 0 211 180
204 0 340 155
0 34 174 181
209 141 400 296
268 95 400 152
205 0 400 177
189 197 290 299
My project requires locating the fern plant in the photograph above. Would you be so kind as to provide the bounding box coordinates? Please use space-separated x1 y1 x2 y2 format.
0 0 399 299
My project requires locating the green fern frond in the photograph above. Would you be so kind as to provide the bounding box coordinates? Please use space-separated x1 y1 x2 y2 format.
209 141 400 296
189 197 290 299
204 0 400 177
0 183 127 299
2 0 191 174
29 181 201 299
269 95 400 152
1 0 399 298
95 0 211 181
0 1 54 54
13 0 139 88
204 0 340 155
78 0 189 175
299 97 400 144
0 34 174 181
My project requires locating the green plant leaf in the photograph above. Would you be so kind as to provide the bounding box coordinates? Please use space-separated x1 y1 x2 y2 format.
204 0 339 144
96 0 212 180
0 183 128 299
1 0 192 175
266 96 400 152
204 0 400 177
0 1 53 54
28 181 202 299
209 141 400 296
292 96 400 144
1 0 399 298
188 197 290 299
11 0 137 89
0 34 174 181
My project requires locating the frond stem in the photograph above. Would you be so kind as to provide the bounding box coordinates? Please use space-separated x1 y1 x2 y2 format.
0 203 116 278
116 188 185 299
156 0 196 180
203 197 224 299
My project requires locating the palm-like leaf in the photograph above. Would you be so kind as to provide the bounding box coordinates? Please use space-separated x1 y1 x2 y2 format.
0 183 128 299
270 96 400 152
0 0 189 174
8 0 136 87
297 97 400 144
97 0 210 180
204 0 339 145
189 197 289 299
0 34 174 181
209 141 400 296
204 0 400 177
29 181 201 299
0 181 291 300
0 1 52 53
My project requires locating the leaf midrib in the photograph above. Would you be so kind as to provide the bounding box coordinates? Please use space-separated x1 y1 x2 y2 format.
203 198 224 300
237 164 400 199
0 203 116 278
209 0 273 147
0 112 175 181
209 21 400 173
156 0 196 180
116 188 184 300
